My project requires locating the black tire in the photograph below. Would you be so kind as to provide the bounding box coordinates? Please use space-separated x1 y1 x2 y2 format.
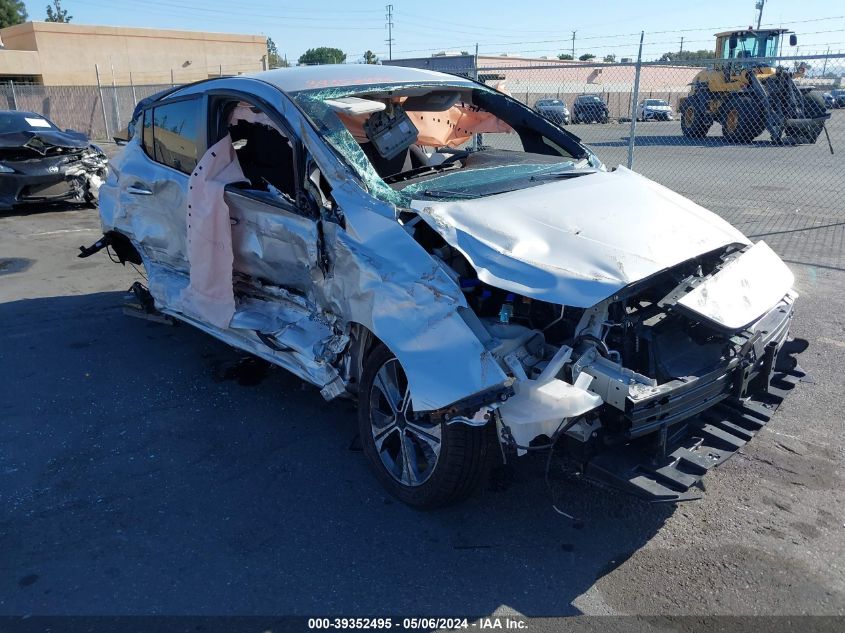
803 90 827 118
358 345 488 509
792 91 827 143
720 95 765 143
680 97 712 138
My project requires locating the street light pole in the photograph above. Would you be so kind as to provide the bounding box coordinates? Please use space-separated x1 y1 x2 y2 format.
755 0 765 29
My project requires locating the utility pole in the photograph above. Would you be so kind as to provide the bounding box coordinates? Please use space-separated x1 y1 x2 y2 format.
571 30 576 59
627 31 645 170
385 4 394 60
755 0 765 29
679 36 684 53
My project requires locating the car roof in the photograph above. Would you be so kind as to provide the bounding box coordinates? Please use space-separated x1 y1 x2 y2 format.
245 64 474 93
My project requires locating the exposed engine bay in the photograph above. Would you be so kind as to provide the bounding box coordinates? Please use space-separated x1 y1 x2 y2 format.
401 204 798 499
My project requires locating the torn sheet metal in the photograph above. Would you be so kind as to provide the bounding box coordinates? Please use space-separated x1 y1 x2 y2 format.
314 198 509 411
0 128 90 154
676 240 795 330
410 167 750 308
180 135 247 329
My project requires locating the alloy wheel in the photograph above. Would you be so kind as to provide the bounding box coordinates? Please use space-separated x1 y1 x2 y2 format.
369 358 441 486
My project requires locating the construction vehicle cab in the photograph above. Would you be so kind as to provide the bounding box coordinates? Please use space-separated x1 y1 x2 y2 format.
680 29 828 144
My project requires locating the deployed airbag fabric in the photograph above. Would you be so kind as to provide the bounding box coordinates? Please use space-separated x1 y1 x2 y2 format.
180 135 247 328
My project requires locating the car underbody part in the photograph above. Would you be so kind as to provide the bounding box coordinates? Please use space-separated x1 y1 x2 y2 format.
122 281 174 325
579 340 806 501
79 230 142 265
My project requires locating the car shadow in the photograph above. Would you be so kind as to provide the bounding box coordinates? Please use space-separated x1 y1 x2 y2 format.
0 291 674 617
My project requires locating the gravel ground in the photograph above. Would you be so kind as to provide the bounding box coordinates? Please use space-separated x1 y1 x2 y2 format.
0 131 843 619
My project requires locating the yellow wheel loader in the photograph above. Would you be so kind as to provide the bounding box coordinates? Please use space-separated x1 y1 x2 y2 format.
679 29 830 144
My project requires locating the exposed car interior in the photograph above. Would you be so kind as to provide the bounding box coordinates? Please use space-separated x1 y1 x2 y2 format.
322 86 586 184
220 100 297 200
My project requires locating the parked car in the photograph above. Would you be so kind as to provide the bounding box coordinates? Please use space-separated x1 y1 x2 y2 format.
826 89 845 108
534 98 570 125
85 65 801 508
637 98 675 121
572 94 610 123
0 110 107 211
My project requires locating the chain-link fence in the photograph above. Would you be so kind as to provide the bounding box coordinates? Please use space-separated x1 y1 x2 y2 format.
4 55 843 270
0 82 172 141
468 54 845 271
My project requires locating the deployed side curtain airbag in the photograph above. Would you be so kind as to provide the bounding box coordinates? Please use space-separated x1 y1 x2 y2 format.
180 135 247 329
337 103 513 148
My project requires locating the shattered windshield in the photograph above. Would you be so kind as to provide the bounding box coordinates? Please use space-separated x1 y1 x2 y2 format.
398 161 585 199
292 80 597 205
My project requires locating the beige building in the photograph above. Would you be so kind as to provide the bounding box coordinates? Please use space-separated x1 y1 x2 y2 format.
0 21 267 85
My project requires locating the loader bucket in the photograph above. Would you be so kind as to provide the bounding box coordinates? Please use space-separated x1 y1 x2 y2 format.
783 115 829 144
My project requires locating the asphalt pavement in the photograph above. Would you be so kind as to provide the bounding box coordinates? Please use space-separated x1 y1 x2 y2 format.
0 125 843 619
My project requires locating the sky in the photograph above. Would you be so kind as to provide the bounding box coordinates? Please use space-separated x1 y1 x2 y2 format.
21 0 845 63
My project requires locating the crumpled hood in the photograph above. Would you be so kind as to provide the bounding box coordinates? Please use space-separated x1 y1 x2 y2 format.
0 129 90 155
410 166 751 307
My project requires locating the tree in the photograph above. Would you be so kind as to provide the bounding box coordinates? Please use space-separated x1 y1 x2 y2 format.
45 0 71 22
578 53 596 61
659 49 715 63
298 47 346 66
557 53 573 60
0 0 27 28
603 54 616 63
266 37 288 69
460 50 470 56
362 50 378 64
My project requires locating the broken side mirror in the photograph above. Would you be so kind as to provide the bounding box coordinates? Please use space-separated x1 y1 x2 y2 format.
789 34 798 47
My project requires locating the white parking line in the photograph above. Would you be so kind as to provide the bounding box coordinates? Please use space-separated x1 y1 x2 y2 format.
27 228 98 237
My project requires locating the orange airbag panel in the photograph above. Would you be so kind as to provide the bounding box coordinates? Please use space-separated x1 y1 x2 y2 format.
337 103 513 149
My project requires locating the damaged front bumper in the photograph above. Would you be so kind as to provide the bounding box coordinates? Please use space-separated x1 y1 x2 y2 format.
582 338 806 501
452 291 800 501
0 149 107 211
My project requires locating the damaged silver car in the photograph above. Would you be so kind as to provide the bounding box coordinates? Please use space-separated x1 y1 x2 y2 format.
0 110 107 211
84 65 803 508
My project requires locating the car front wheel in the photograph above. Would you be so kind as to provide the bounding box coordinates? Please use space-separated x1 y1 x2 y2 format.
358 345 488 509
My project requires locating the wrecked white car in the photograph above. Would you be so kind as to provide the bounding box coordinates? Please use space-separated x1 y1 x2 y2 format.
83 65 803 508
